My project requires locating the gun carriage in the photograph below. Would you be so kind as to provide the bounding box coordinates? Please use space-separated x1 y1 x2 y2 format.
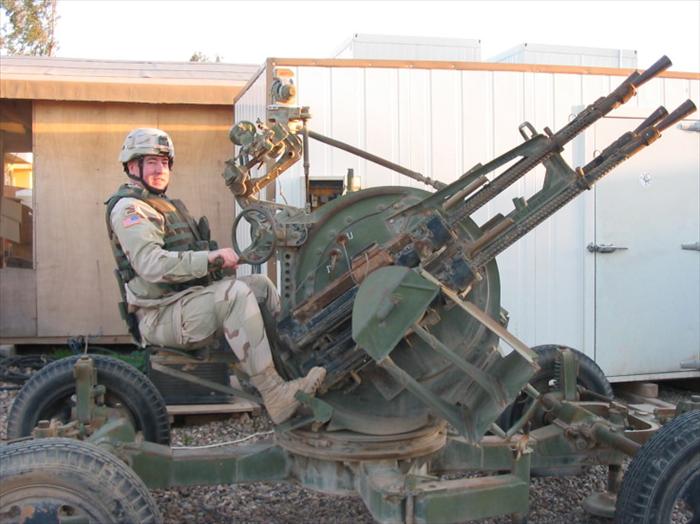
1 56 699 524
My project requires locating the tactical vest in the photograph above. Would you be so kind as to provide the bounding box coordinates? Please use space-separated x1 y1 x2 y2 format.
105 184 219 292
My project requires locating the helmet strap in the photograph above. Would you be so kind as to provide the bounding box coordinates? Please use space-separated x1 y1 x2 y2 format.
125 157 168 195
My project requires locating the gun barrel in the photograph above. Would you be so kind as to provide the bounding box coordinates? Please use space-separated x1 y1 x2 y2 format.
583 105 673 174
655 99 697 132
441 58 678 227
553 56 670 147
309 130 445 190
634 55 672 88
634 106 669 133
468 99 694 268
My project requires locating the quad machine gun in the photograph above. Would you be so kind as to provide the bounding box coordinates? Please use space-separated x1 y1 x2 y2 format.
222 55 695 441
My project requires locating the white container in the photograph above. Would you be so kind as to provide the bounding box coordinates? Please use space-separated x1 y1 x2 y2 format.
334 34 481 61
489 43 637 68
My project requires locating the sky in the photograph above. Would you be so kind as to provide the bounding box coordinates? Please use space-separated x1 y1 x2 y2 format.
51 0 700 72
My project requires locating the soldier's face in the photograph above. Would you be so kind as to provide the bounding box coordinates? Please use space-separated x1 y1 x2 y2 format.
131 155 171 191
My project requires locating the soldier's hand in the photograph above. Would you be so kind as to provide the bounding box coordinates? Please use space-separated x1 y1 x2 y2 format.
208 248 239 269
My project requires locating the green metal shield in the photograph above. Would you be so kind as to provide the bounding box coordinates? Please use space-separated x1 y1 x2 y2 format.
352 266 439 362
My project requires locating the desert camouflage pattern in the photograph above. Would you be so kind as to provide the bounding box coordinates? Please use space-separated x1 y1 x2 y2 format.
110 196 209 307
137 275 280 375
118 127 175 164
111 196 280 374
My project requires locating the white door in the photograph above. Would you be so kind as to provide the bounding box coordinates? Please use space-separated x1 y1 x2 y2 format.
593 115 700 378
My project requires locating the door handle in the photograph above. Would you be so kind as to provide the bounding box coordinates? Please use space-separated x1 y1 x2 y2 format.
681 242 700 251
678 121 700 133
587 243 629 254
680 359 700 370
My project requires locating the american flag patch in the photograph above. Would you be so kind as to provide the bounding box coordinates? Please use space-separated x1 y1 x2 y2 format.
122 214 143 228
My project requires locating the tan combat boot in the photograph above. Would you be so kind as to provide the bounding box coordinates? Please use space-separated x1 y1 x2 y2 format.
250 366 326 424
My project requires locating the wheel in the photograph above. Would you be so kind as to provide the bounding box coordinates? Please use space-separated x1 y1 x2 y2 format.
0 438 162 524
497 345 613 430
615 410 700 524
231 206 277 264
7 355 170 444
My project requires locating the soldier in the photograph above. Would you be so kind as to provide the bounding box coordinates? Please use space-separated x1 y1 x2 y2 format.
106 128 325 424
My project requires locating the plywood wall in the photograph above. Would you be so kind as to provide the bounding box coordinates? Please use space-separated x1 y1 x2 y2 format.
33 101 235 337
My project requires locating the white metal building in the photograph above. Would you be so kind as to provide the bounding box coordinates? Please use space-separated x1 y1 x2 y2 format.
334 34 481 62
489 43 638 68
234 44 700 382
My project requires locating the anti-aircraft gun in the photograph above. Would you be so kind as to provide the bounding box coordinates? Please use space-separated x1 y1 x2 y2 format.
1 56 699 524
222 55 696 438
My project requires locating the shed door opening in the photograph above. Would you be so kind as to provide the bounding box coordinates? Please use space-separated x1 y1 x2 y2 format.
1 99 33 269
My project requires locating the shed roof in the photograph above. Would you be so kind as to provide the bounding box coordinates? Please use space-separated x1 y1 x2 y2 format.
0 56 262 105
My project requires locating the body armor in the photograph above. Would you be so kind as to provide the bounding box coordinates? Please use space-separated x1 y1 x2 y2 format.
105 184 218 287
105 184 221 341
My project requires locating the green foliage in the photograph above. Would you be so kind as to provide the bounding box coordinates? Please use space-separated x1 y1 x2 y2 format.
189 51 208 62
189 51 223 63
0 0 58 56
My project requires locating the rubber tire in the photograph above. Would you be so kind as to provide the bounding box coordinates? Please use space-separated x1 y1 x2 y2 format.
7 355 170 444
497 344 613 430
0 438 162 524
615 410 700 524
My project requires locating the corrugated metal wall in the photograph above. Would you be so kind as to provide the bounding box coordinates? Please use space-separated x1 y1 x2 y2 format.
235 62 699 357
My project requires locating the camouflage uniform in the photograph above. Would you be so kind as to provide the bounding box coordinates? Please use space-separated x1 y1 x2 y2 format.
109 192 279 376
109 127 324 424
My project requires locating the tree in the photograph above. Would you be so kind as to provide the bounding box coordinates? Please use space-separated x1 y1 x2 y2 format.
0 0 58 56
189 51 223 63
189 51 208 62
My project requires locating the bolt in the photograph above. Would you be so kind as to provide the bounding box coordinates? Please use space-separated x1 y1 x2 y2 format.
37 420 50 429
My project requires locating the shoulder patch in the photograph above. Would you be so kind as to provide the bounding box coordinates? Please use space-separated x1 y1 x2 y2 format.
122 213 143 228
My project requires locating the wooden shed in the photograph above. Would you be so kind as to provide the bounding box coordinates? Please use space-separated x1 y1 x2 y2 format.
0 56 259 344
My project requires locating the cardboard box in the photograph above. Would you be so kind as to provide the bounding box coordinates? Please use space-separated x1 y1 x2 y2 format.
1 197 22 222
3 186 18 198
0 216 20 243
9 241 32 262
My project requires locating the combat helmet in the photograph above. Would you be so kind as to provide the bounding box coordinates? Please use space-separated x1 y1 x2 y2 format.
119 128 174 193
119 128 175 167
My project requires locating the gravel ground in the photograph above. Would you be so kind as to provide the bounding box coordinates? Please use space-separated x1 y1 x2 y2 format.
0 366 697 524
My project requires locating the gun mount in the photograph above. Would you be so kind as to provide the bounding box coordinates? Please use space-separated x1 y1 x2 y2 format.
2 56 698 524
